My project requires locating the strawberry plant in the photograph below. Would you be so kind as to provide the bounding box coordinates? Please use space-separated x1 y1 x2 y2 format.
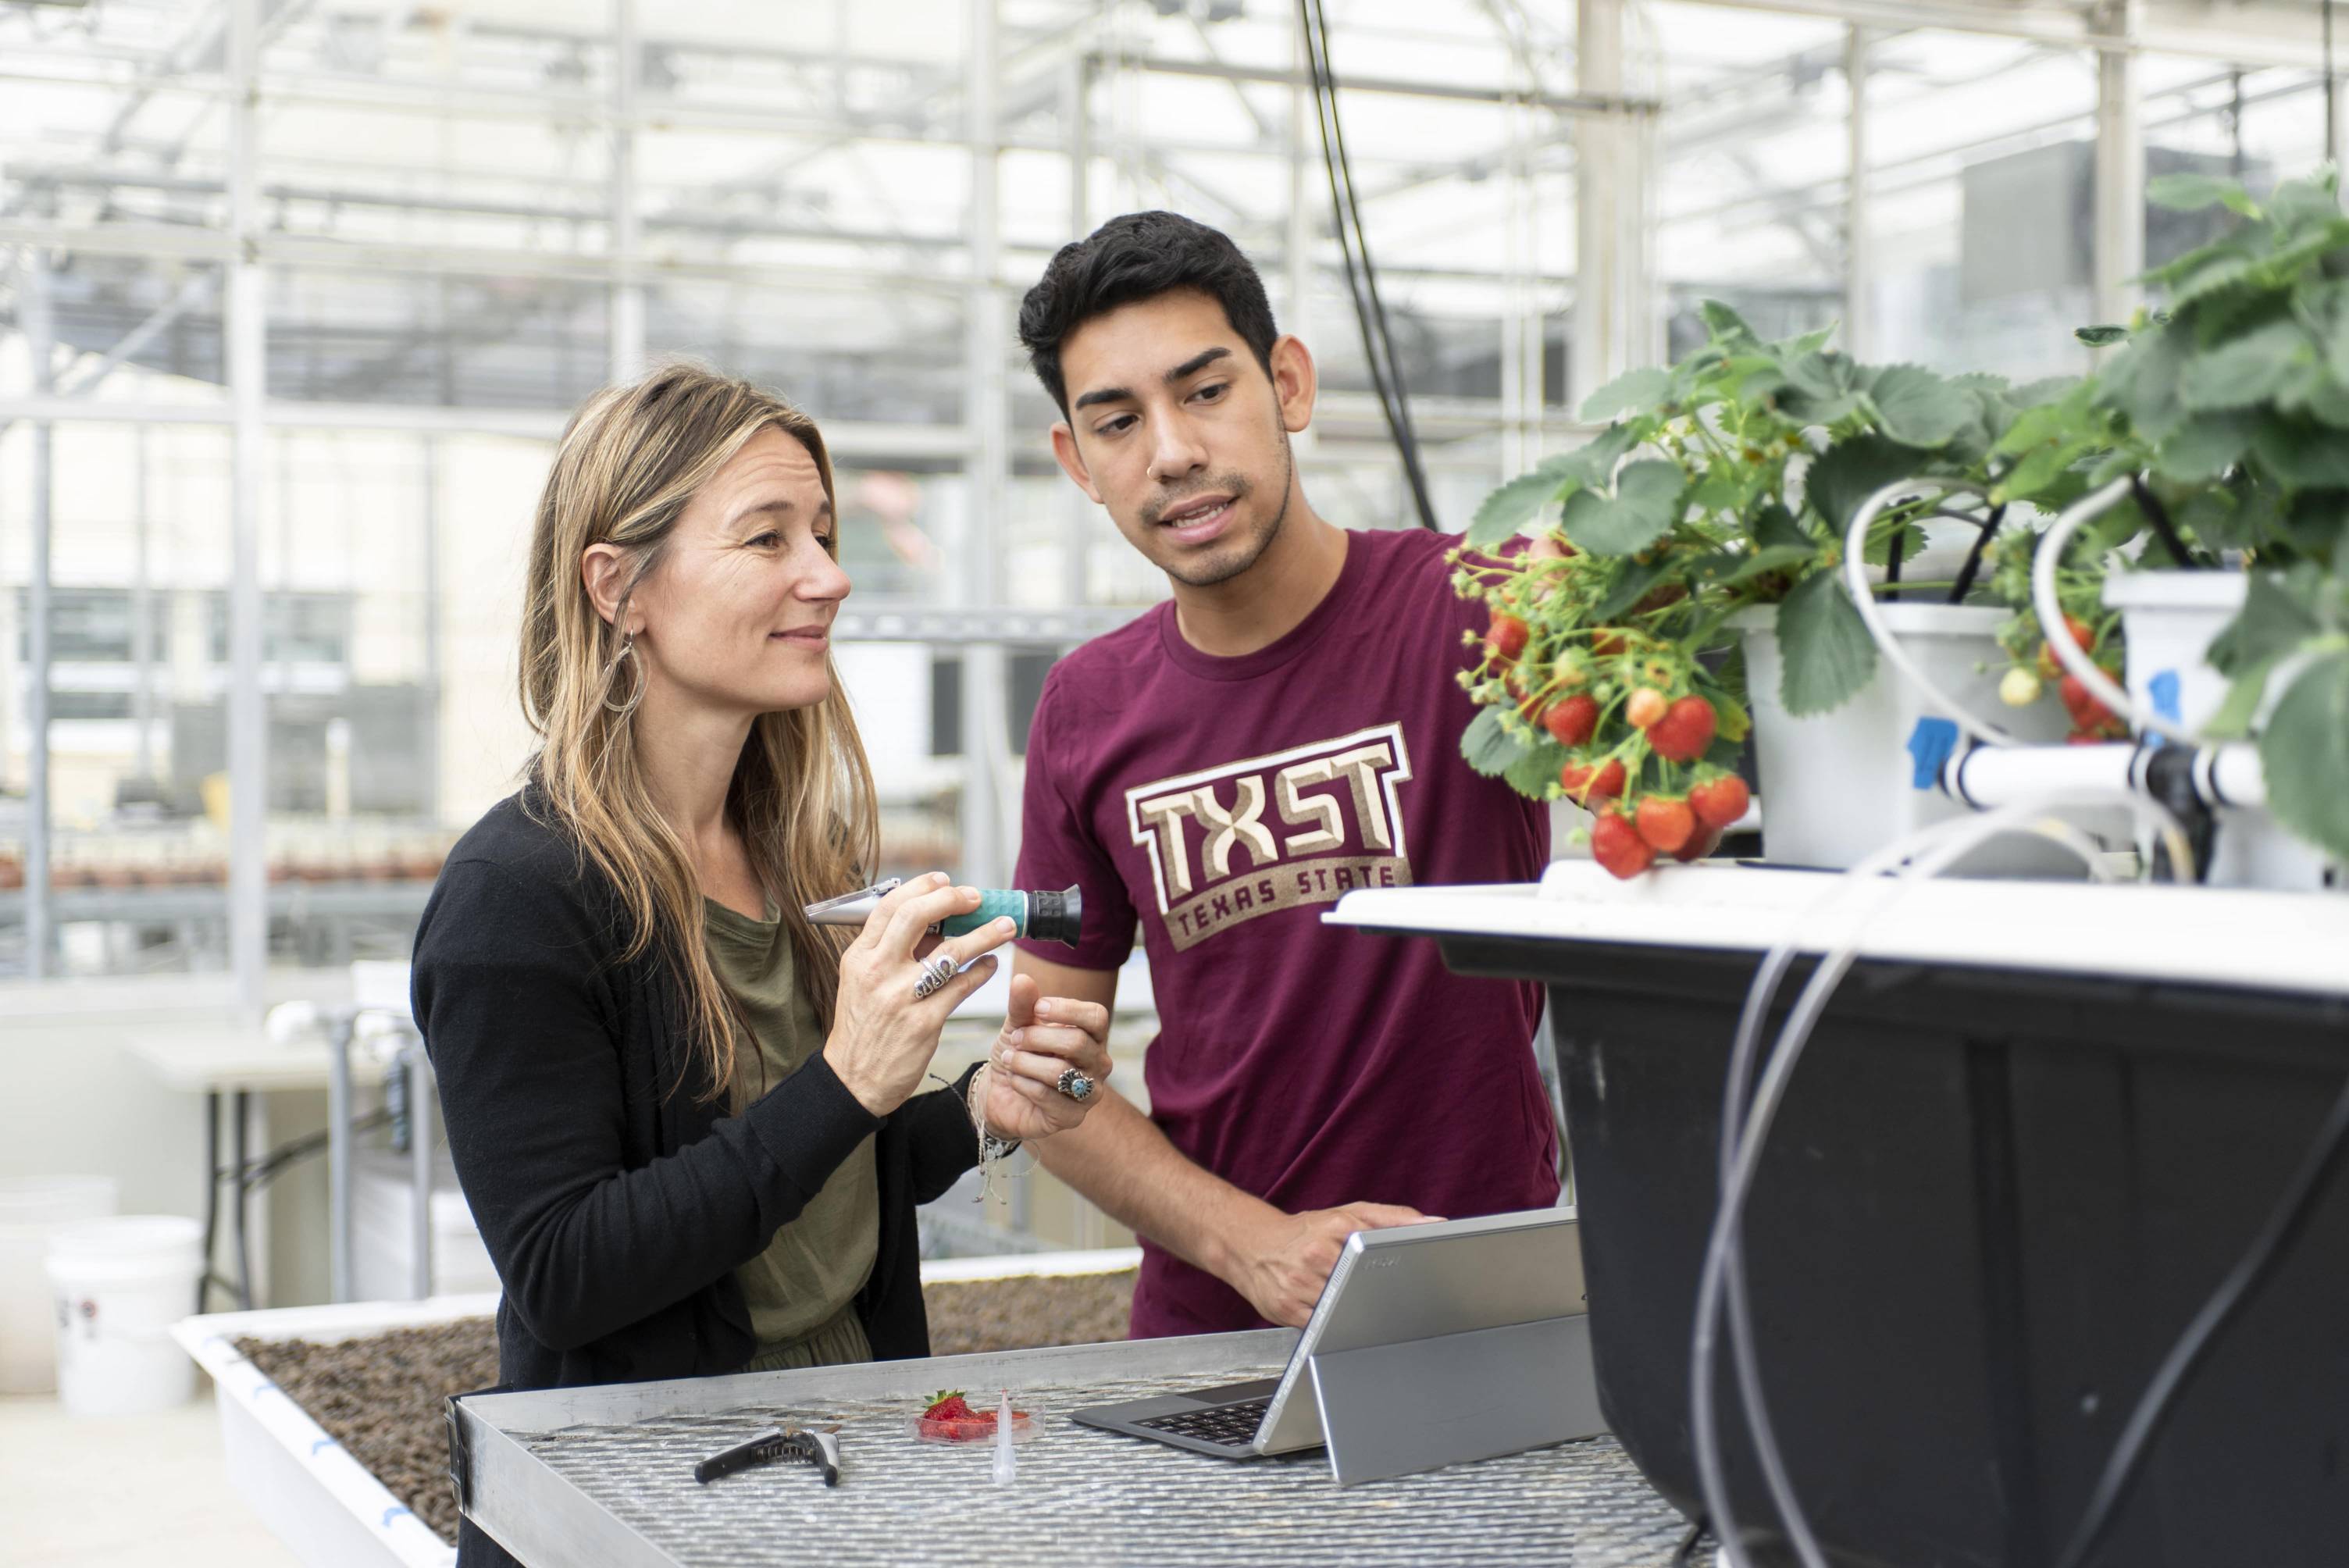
1453 301 2054 875
1989 169 2349 861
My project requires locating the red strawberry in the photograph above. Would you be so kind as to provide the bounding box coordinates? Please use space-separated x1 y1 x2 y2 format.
1635 796 1696 854
1648 696 1717 763
1544 694 1600 748
2058 675 2116 732
923 1391 978 1422
1626 687 1669 730
1688 774 1750 829
1591 629 1630 657
2064 614 2096 653
1592 811 1656 879
1633 583 1688 615
1488 611 1530 661
1559 757 1627 807
1672 827 1724 864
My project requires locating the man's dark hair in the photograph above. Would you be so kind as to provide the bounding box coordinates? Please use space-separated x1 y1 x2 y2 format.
1017 211 1279 418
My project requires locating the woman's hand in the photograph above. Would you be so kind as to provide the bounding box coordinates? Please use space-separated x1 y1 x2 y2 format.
823 874 1016 1117
979 973 1113 1144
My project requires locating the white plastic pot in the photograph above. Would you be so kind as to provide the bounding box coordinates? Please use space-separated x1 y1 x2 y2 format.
2103 572 2337 892
1735 604 2089 875
46 1215 205 1417
0 1174 119 1394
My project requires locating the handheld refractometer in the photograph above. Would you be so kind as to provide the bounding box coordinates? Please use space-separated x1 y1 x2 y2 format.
803 880 1084 947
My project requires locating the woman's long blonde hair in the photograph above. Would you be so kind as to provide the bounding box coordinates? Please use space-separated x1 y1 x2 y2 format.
519 360 878 1103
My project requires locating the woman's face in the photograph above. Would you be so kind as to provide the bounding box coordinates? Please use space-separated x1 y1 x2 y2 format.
622 426 850 718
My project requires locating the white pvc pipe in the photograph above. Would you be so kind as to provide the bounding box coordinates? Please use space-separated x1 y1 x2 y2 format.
2205 743 2269 811
1844 476 2019 747
2032 477 2206 748
1943 739 2140 807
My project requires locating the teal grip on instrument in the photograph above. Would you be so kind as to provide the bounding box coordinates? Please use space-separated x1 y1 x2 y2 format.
937 889 1029 938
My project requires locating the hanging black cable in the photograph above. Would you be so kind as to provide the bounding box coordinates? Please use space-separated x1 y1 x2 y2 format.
1302 16 1410 505
1301 0 1431 530
1310 0 1434 522
2053 1066 2349 1568
1298 0 1440 530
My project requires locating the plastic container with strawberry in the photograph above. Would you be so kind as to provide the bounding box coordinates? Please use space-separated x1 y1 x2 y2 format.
907 1388 1039 1446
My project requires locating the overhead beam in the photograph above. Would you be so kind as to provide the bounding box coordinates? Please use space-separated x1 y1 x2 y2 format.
1676 0 2345 73
1105 51 1653 116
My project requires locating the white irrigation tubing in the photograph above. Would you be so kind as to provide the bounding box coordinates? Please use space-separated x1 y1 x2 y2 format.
1692 796 2198 1568
1844 477 2022 750
2033 476 2207 750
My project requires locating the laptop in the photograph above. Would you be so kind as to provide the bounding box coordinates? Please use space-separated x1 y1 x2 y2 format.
1071 1208 1595 1470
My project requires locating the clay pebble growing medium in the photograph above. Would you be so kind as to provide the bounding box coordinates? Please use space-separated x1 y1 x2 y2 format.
234 1270 1139 1546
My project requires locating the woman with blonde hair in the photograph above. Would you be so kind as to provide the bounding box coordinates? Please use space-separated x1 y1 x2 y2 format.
412 362 1110 1568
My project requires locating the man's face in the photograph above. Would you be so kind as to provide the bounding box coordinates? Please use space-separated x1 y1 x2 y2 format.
1050 289 1310 589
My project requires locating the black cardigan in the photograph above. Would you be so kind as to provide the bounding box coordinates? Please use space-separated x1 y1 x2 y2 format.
412 792 980 1566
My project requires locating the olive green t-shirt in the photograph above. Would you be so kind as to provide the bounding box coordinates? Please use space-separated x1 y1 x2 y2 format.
704 898 878 1370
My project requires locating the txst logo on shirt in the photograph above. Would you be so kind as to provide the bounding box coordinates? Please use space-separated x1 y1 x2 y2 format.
1123 722 1416 951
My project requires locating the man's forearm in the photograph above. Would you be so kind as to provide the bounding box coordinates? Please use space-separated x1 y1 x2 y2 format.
1032 1084 1276 1280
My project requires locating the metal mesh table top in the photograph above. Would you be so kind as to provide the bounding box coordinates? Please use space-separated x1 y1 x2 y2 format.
520 1362 1702 1566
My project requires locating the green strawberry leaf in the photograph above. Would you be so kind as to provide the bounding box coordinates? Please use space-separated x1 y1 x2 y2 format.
1712 686 1752 744
2208 569 2327 675
1805 433 1935 535
2200 655 2276 741
1560 459 1686 557
1863 363 1973 448
2154 412 2257 484
1699 299 1759 347
2146 172 2262 217
2178 318 2315 412
2258 650 2349 861
1581 366 1674 422
1504 739 1570 800
1460 706 1527 779
1467 464 1570 547
2252 415 2349 488
1993 399 2075 458
1776 351 1866 425
2165 248 2263 308
2095 323 2190 442
1592 557 1676 622
1751 500 1815 554
2075 324 2130 347
1711 543 1819 586
1565 422 1641 479
2269 170 2343 232
1995 439 2091 505
1768 323 1838 358
1775 566 1879 717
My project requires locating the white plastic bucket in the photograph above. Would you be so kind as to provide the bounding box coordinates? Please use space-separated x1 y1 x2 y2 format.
46 1215 205 1417
1735 603 2094 875
2103 572 2337 892
0 1174 118 1395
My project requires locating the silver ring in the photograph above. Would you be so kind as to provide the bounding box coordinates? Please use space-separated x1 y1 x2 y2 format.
911 955 958 1001
1056 1067 1096 1103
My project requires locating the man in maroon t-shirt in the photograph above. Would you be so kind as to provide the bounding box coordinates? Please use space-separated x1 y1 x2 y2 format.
1001 212 1559 1338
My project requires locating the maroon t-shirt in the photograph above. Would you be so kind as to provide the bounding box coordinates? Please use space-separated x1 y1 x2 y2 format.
1012 525 1558 1337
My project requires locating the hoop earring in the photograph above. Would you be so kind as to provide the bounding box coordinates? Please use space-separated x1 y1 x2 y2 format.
602 632 647 718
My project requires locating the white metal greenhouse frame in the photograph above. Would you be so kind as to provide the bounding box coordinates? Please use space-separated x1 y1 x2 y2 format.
2 0 2344 1007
